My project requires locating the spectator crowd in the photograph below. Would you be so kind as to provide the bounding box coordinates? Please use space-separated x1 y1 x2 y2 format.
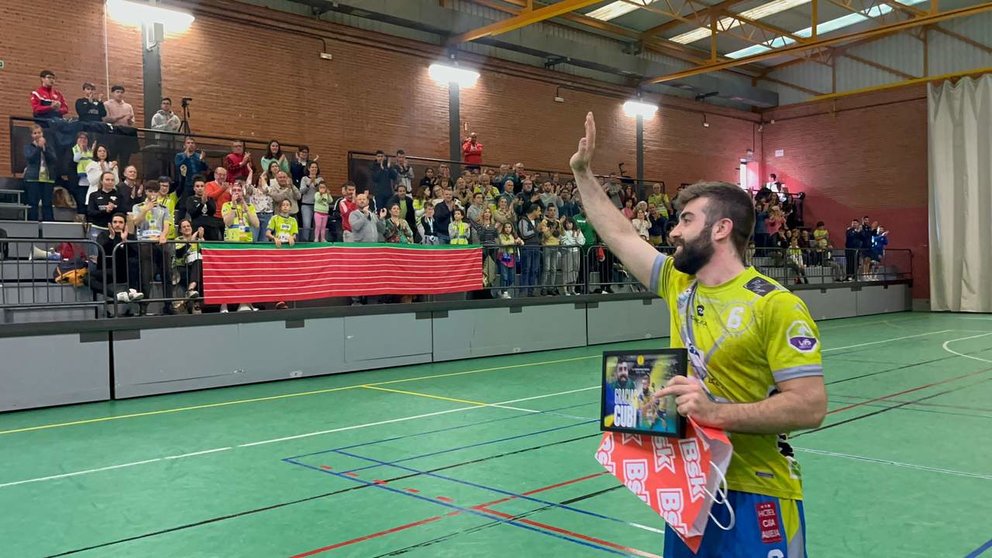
19 69 893 315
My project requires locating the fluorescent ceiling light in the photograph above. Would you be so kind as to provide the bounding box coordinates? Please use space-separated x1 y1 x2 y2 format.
106 0 194 31
429 63 480 87
623 99 659 118
723 0 927 59
588 0 661 21
670 0 809 44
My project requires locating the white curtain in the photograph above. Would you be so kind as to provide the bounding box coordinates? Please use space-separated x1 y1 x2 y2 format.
928 74 992 312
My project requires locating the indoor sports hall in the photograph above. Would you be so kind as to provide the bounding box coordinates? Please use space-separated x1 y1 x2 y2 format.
1 0 991 557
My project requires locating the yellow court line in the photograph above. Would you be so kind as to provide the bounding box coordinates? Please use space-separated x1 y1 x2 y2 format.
0 355 598 436
361 385 491 407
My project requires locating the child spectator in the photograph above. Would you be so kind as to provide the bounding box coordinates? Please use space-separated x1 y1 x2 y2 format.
448 208 471 245
23 124 58 221
419 204 440 245
560 216 585 295
313 182 332 242
496 222 522 298
267 199 298 247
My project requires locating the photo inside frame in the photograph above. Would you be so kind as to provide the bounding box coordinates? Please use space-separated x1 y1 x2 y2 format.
601 349 687 438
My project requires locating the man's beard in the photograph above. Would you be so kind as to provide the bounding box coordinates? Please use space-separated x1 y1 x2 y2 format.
673 225 715 275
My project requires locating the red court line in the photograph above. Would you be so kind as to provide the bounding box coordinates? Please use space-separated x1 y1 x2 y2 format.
828 365 992 415
478 508 661 558
292 515 451 557
291 472 608 557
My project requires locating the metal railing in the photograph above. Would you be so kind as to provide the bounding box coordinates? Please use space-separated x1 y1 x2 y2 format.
9 115 303 185
0 234 912 321
0 238 109 320
347 150 671 201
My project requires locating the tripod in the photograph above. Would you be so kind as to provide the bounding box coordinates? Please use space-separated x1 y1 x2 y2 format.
178 99 192 135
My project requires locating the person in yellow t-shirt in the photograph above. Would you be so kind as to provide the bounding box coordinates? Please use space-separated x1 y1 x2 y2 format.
221 182 258 243
267 199 299 247
570 112 826 558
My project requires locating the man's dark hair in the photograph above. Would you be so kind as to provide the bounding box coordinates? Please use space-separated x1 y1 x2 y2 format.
375 150 385 156
40 70 55 79
816 221 825 227
674 181 755 258
344 181 356 189
192 174 207 185
82 82 95 90
396 149 405 156
770 173 777 180
143 180 161 193
111 85 125 93
111 212 127 221
162 97 172 104
299 145 309 152
158 176 171 183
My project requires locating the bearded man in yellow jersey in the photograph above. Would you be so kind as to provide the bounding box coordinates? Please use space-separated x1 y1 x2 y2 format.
570 113 827 558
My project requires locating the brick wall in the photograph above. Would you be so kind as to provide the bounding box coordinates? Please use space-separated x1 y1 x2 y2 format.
761 86 930 299
0 1 143 169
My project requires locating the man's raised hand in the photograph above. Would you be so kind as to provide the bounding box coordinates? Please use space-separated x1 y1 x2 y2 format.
569 112 596 173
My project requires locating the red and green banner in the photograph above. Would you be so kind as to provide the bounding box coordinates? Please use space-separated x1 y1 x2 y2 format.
201 243 483 304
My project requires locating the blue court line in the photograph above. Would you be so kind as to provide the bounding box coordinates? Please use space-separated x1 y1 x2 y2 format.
284 458 627 556
333 446 638 528
966 537 992 558
286 401 597 461
336 419 598 476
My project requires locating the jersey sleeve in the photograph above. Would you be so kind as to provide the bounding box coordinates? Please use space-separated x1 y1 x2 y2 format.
763 292 823 384
649 253 672 298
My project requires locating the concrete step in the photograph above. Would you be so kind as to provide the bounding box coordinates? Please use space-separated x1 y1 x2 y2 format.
0 260 60 281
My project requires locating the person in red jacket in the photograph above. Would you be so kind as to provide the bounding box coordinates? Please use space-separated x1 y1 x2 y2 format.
31 70 69 120
462 132 483 172
223 139 253 183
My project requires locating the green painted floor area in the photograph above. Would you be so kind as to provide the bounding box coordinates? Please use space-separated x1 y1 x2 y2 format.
1 312 990 557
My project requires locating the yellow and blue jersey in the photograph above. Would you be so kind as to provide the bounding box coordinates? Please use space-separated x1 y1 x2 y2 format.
650 253 823 501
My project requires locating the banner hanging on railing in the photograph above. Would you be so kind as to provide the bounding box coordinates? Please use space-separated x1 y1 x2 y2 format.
201 243 483 304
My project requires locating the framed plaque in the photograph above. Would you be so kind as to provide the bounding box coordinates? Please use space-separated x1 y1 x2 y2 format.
600 349 687 438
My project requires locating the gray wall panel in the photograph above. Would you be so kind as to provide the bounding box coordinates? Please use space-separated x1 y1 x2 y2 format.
857 284 910 316
237 318 347 378
113 324 242 398
587 298 669 345
113 316 433 399
433 304 586 361
344 314 432 363
0 333 110 411
797 288 860 320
